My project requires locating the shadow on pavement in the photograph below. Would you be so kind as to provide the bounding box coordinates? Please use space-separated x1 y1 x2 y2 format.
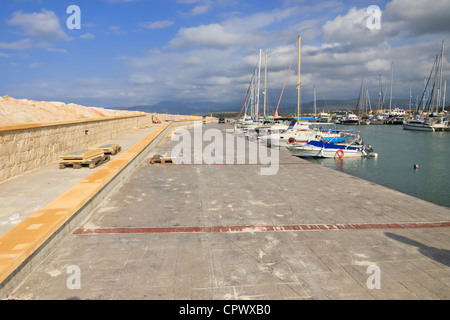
385 232 450 267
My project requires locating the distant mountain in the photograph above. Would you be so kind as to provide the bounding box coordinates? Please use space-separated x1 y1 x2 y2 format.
274 98 412 115
116 100 238 115
106 98 413 115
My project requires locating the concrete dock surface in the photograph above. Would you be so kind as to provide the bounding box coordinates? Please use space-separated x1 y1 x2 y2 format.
0 123 165 237
2 123 450 300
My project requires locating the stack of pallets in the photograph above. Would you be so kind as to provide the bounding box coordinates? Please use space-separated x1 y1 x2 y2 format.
59 149 110 169
59 144 121 169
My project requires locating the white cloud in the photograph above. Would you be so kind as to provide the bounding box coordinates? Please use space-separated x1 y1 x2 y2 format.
80 33 95 40
29 62 42 69
169 7 299 50
0 39 32 50
36 42 68 53
7 10 70 41
177 0 212 16
321 7 388 49
190 4 211 16
141 20 174 29
129 73 154 85
384 0 450 37
108 25 126 35
169 23 265 49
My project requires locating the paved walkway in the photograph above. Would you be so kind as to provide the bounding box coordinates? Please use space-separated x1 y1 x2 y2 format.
0 124 164 236
5 123 450 300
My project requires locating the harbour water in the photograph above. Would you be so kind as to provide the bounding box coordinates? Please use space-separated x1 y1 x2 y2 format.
303 124 450 208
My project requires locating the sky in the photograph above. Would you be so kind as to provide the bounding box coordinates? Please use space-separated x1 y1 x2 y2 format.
0 0 449 110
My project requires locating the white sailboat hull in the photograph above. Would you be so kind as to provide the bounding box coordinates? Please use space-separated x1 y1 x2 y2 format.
287 144 367 158
403 121 435 132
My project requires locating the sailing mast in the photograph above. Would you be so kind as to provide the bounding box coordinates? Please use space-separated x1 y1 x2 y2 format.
389 62 393 114
313 83 317 120
443 80 447 113
431 54 440 113
409 81 412 112
264 53 267 118
437 41 444 112
256 49 262 122
297 35 301 122
250 68 256 119
377 75 382 113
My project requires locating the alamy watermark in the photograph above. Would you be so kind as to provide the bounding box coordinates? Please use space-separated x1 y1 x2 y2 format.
366 265 381 290
367 5 381 30
66 265 81 290
66 5 81 30
170 122 280 176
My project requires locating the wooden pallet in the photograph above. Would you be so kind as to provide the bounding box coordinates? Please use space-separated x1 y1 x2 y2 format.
59 148 110 169
59 154 111 169
95 143 122 155
150 154 175 164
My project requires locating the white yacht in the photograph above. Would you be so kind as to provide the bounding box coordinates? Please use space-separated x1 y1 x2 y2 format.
341 113 360 125
403 119 435 132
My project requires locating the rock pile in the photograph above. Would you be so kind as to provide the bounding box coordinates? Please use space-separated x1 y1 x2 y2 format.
0 95 145 124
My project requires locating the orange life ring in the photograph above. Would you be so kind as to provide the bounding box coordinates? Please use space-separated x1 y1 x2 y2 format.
337 149 344 158
288 137 295 143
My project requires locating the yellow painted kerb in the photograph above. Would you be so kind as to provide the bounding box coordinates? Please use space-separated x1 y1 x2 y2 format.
0 121 172 285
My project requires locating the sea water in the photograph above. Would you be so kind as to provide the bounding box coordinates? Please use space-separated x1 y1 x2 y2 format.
305 125 450 208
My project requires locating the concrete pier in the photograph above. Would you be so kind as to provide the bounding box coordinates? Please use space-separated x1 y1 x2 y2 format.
1 122 449 300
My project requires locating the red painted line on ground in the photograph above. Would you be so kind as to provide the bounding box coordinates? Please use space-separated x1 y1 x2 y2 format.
73 221 450 235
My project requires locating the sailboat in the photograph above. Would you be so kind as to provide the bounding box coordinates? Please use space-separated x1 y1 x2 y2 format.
235 49 264 134
360 86 371 125
341 78 363 125
261 36 343 147
403 41 448 131
370 75 386 124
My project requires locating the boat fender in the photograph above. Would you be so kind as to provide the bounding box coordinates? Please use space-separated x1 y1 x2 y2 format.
337 149 344 158
288 137 295 143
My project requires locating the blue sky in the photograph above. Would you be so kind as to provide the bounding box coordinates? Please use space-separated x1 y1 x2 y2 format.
0 0 449 110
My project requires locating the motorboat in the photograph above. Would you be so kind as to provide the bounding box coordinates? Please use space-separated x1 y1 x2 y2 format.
331 114 343 124
287 136 377 158
341 113 360 125
318 112 331 123
369 114 385 125
403 119 435 131
261 122 349 147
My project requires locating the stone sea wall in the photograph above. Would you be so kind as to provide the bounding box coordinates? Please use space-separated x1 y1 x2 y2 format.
0 113 202 182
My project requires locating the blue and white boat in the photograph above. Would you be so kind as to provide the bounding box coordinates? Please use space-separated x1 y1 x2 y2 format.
287 135 377 158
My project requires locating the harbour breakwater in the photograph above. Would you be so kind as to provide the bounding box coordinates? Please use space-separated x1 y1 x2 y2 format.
0 95 205 183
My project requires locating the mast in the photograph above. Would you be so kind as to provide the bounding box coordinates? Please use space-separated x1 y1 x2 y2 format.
437 41 444 111
313 83 317 119
256 49 262 121
431 54 440 113
409 81 412 112
250 68 256 119
389 62 393 113
264 52 267 118
443 80 447 112
377 75 382 112
366 87 372 112
297 35 301 122
356 77 364 116
423 77 427 110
